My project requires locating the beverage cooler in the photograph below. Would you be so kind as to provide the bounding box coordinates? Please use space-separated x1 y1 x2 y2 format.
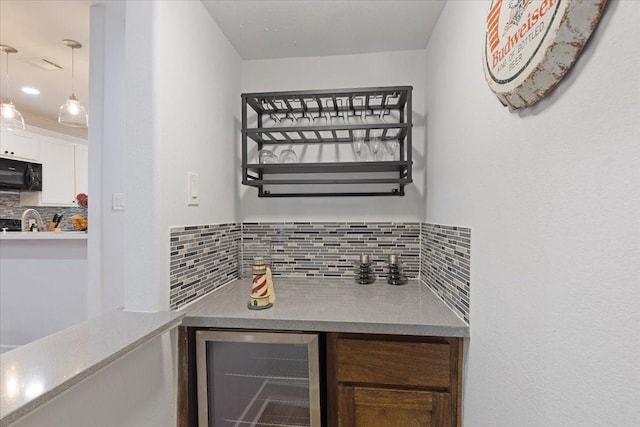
196 330 321 427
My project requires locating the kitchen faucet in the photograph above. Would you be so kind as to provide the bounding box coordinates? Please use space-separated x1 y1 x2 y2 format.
21 209 44 232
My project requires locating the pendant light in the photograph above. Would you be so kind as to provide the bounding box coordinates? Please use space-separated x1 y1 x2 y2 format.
0 44 25 131
58 39 88 128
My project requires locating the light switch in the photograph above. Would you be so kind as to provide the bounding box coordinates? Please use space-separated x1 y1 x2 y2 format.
187 172 199 206
112 193 125 211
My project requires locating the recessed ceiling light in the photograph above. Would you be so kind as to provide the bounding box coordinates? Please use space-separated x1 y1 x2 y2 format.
21 87 40 95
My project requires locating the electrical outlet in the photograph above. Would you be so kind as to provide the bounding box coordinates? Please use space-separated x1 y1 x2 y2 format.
112 193 125 211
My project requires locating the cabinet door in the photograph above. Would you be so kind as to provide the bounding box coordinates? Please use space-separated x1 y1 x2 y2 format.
0 129 40 161
337 386 451 427
39 138 76 205
327 334 463 427
74 144 88 195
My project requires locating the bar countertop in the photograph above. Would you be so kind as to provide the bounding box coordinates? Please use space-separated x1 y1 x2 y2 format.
182 277 469 337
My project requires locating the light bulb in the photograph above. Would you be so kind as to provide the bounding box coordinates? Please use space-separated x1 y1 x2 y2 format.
68 99 80 115
58 94 88 128
1 103 16 120
58 41 88 128
1 46 25 130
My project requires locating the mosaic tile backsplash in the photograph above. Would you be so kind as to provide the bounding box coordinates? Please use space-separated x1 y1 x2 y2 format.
421 223 471 323
169 223 241 309
242 222 421 279
168 220 470 325
0 192 87 231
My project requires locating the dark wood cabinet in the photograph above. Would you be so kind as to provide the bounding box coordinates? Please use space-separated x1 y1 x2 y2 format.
180 329 464 426
327 333 463 427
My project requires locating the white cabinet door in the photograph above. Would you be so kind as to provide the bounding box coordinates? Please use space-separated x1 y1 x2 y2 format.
74 144 88 195
0 128 40 161
38 138 76 206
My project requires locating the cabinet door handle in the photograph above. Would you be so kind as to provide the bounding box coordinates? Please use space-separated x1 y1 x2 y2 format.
3 151 8 154
10 152 14 155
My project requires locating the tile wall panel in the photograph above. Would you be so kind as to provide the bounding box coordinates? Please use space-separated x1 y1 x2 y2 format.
421 223 471 324
169 223 241 309
242 222 421 280
0 192 87 231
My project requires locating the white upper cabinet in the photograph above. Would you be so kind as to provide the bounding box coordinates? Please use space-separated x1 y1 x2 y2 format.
19 135 88 207
0 128 40 161
74 144 89 196
21 137 76 206
14 128 88 207
41 138 77 205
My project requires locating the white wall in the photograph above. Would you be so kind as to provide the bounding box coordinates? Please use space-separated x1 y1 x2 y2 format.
241 50 427 222
424 2 640 425
122 0 242 312
88 1 126 317
0 240 87 352
8 331 177 427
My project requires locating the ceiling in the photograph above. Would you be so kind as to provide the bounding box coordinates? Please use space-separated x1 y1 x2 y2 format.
202 0 445 60
0 0 90 136
0 0 443 134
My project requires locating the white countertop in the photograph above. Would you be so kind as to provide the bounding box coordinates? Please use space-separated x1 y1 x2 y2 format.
0 231 88 240
0 310 183 426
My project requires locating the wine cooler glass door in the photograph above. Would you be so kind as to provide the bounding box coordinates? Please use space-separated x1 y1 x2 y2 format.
196 331 320 427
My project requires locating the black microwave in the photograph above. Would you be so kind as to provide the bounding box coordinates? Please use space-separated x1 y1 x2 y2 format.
0 158 42 191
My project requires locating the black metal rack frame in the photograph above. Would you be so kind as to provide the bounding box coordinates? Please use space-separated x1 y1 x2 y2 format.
241 86 412 197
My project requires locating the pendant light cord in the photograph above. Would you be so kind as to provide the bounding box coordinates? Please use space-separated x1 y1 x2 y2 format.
3 50 9 100
71 46 75 96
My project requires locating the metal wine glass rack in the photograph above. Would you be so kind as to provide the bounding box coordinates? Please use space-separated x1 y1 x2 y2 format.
241 86 413 197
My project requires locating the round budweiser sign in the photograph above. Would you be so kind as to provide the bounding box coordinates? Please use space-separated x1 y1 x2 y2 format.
483 0 608 110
